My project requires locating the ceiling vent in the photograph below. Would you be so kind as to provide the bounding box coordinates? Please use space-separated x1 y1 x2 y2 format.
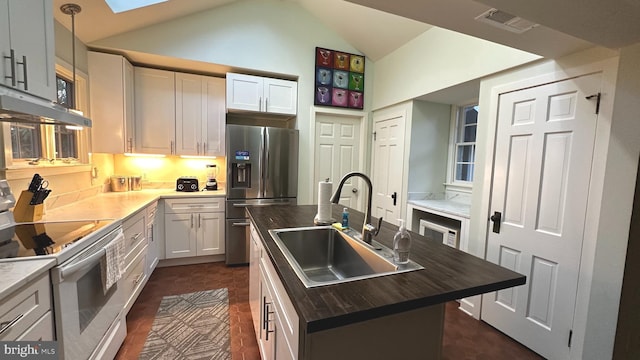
475 8 538 34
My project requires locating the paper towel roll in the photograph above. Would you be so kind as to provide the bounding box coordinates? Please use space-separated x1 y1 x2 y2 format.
316 180 333 223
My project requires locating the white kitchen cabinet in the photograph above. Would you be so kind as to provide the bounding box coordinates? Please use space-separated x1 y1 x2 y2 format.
226 73 297 116
122 208 149 315
88 51 135 153
164 198 225 259
0 272 53 341
0 0 55 100
134 67 175 154
145 200 159 276
250 222 299 360
175 73 225 156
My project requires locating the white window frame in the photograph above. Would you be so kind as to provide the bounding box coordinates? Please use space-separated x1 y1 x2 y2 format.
445 102 478 193
1 58 90 172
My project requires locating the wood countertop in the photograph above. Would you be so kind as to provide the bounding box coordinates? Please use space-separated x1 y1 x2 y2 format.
247 204 525 333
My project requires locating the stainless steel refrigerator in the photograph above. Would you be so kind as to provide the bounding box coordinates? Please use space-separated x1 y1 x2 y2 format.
225 124 299 265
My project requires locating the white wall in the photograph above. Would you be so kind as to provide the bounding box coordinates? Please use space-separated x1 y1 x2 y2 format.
90 0 373 205
407 100 450 199
470 45 640 359
371 27 541 110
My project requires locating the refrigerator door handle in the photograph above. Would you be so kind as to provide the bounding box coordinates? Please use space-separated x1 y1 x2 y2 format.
259 127 266 197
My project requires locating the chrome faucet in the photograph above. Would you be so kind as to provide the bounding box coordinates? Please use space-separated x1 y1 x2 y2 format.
330 172 382 244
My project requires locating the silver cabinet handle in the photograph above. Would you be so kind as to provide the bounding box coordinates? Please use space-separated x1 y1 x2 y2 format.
197 142 201 155
4 49 16 86
133 272 145 285
127 138 133 153
203 142 207 154
265 97 268 112
232 222 250 227
17 55 27 90
190 213 194 228
264 302 275 340
259 96 262 112
0 314 24 335
170 140 175 154
198 214 201 228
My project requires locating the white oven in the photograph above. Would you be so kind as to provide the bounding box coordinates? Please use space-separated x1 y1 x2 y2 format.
51 226 126 360
419 219 459 249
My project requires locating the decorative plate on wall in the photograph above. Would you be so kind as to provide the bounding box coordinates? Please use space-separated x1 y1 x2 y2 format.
315 47 364 109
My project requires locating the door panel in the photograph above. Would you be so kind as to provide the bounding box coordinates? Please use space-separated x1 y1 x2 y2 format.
226 125 264 199
481 73 601 359
314 114 362 210
372 114 405 225
264 127 299 199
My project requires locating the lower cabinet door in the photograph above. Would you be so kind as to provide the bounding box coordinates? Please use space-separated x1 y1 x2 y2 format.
197 212 224 255
165 213 197 258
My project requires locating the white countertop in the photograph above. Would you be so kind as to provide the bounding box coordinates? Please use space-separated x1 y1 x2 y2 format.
0 258 55 299
1 188 226 299
42 188 226 222
408 199 471 219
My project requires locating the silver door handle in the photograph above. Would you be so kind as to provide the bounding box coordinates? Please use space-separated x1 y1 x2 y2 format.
4 49 16 86
17 55 27 90
352 188 358 193
232 222 250 227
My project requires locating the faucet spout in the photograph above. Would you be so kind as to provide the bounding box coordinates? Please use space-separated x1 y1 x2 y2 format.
330 172 380 244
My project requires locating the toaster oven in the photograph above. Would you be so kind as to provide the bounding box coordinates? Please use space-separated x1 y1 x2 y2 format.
176 177 199 192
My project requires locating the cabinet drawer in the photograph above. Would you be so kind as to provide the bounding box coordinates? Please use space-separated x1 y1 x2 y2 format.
0 273 51 341
164 197 224 213
15 311 54 341
123 213 146 259
122 246 147 315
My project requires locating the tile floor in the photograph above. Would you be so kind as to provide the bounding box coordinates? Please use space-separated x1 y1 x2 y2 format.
115 262 542 360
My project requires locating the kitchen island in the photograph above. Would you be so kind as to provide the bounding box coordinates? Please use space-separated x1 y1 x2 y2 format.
248 204 525 359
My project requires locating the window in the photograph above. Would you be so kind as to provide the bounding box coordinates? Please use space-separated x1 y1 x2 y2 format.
451 104 478 184
4 62 88 167
11 123 43 159
54 75 78 159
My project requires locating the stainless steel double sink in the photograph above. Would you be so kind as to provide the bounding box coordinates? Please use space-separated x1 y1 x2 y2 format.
268 226 423 288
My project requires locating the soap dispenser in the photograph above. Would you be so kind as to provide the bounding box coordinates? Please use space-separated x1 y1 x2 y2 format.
341 207 349 228
393 219 411 264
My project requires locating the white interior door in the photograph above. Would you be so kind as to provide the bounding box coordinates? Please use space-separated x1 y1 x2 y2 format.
371 114 405 225
481 73 601 359
314 113 363 210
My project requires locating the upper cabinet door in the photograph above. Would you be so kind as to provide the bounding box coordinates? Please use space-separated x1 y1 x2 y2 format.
264 78 297 116
203 76 226 156
226 72 297 116
1 0 55 100
88 51 135 154
226 73 263 112
134 67 175 154
175 72 204 156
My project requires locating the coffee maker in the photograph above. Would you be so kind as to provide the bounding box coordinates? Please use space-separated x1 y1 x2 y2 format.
205 164 218 190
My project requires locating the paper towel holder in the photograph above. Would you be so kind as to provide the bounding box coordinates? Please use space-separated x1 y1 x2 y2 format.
314 178 335 226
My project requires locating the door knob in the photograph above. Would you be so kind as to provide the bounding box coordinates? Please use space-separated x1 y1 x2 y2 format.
490 211 502 233
352 188 358 193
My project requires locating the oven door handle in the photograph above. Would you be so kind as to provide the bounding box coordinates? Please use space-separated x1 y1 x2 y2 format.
60 248 106 279
59 231 125 280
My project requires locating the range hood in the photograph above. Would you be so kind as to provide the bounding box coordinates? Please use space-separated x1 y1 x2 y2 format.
0 90 92 128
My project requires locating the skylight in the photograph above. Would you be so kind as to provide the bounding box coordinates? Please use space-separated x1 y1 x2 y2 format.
105 0 168 14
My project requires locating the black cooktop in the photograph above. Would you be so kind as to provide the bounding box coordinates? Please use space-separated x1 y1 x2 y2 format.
0 220 113 259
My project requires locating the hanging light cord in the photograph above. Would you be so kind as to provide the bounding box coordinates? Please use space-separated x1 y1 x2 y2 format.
60 3 82 104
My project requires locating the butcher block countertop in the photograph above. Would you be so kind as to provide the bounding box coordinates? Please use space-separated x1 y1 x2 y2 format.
247 204 525 333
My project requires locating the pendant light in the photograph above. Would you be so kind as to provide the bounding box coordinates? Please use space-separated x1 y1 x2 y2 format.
60 3 82 130
59 3 81 109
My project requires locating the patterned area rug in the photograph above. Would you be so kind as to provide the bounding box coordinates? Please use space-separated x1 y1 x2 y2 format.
138 289 231 360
